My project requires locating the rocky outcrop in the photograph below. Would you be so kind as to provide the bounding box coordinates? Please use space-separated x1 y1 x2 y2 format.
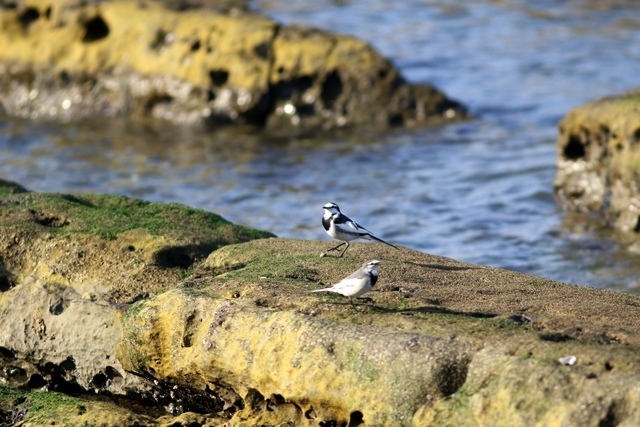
3 180 640 425
554 91 640 245
0 0 466 134
0 178 274 422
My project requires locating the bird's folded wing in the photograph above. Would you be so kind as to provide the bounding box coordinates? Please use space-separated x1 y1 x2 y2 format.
329 277 362 291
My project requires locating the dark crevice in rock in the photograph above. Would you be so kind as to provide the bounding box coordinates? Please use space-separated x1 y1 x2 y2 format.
18 7 39 30
190 39 201 51
244 388 264 411
0 274 15 292
633 127 640 146
253 42 269 60
28 209 69 227
321 70 343 108
2 365 28 384
319 420 344 427
105 365 123 380
182 312 198 348
91 372 108 389
0 346 16 360
348 410 364 427
145 93 173 113
563 135 586 160
150 28 171 50
59 356 76 372
599 401 621 427
49 298 66 315
26 373 46 389
539 332 573 342
153 246 193 268
82 15 110 43
209 69 229 87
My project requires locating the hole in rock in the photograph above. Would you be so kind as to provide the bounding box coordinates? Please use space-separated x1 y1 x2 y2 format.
388 114 404 127
321 70 343 108
209 69 229 87
190 39 201 51
59 356 76 372
4 366 27 383
563 135 586 160
43 362 64 377
91 372 108 388
105 366 122 379
26 374 47 389
82 15 109 42
305 407 317 419
253 42 269 60
49 299 65 315
18 7 39 29
599 402 619 427
145 94 173 113
154 247 193 268
0 275 15 292
348 410 364 426
539 332 572 342
0 346 16 360
634 127 640 146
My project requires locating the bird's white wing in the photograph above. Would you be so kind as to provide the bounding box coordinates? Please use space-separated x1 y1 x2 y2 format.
329 277 362 292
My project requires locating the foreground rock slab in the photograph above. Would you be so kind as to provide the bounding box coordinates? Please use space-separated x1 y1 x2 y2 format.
0 0 466 134
3 181 640 425
119 239 640 426
0 179 274 414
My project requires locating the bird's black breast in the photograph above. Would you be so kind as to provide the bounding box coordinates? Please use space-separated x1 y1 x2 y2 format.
322 216 331 231
370 273 378 287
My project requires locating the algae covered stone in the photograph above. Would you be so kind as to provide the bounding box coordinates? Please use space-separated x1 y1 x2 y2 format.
554 91 640 242
0 0 466 132
0 179 275 301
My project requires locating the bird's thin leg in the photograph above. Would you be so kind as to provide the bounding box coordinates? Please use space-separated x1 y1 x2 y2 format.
348 298 357 310
338 242 350 258
327 241 347 252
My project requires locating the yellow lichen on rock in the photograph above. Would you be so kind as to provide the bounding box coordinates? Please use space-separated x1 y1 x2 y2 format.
119 287 473 425
555 93 640 238
0 0 275 89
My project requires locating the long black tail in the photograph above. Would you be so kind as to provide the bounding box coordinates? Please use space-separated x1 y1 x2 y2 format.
368 234 400 250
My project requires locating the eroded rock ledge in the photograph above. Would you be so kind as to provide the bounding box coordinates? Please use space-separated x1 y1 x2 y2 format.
2 179 640 425
0 0 466 134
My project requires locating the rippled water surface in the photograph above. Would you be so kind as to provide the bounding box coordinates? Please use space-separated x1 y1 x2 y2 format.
2 0 640 292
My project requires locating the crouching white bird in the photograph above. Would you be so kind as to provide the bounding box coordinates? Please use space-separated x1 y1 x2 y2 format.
310 260 380 306
322 202 399 257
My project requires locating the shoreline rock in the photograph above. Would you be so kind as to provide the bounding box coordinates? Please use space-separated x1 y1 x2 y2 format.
0 0 467 135
2 180 640 425
554 91 640 248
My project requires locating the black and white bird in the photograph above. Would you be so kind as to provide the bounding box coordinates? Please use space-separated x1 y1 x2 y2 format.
310 260 380 305
322 202 399 257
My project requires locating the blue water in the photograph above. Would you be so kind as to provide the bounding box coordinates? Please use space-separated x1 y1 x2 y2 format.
1 0 640 291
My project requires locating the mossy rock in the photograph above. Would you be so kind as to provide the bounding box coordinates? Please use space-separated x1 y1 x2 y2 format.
554 91 640 242
119 238 640 426
0 179 275 302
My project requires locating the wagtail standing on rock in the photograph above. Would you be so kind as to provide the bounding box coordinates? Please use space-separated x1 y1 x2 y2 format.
310 260 380 306
322 202 399 257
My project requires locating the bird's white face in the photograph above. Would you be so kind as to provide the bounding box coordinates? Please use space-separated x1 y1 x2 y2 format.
323 202 340 216
364 260 380 274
